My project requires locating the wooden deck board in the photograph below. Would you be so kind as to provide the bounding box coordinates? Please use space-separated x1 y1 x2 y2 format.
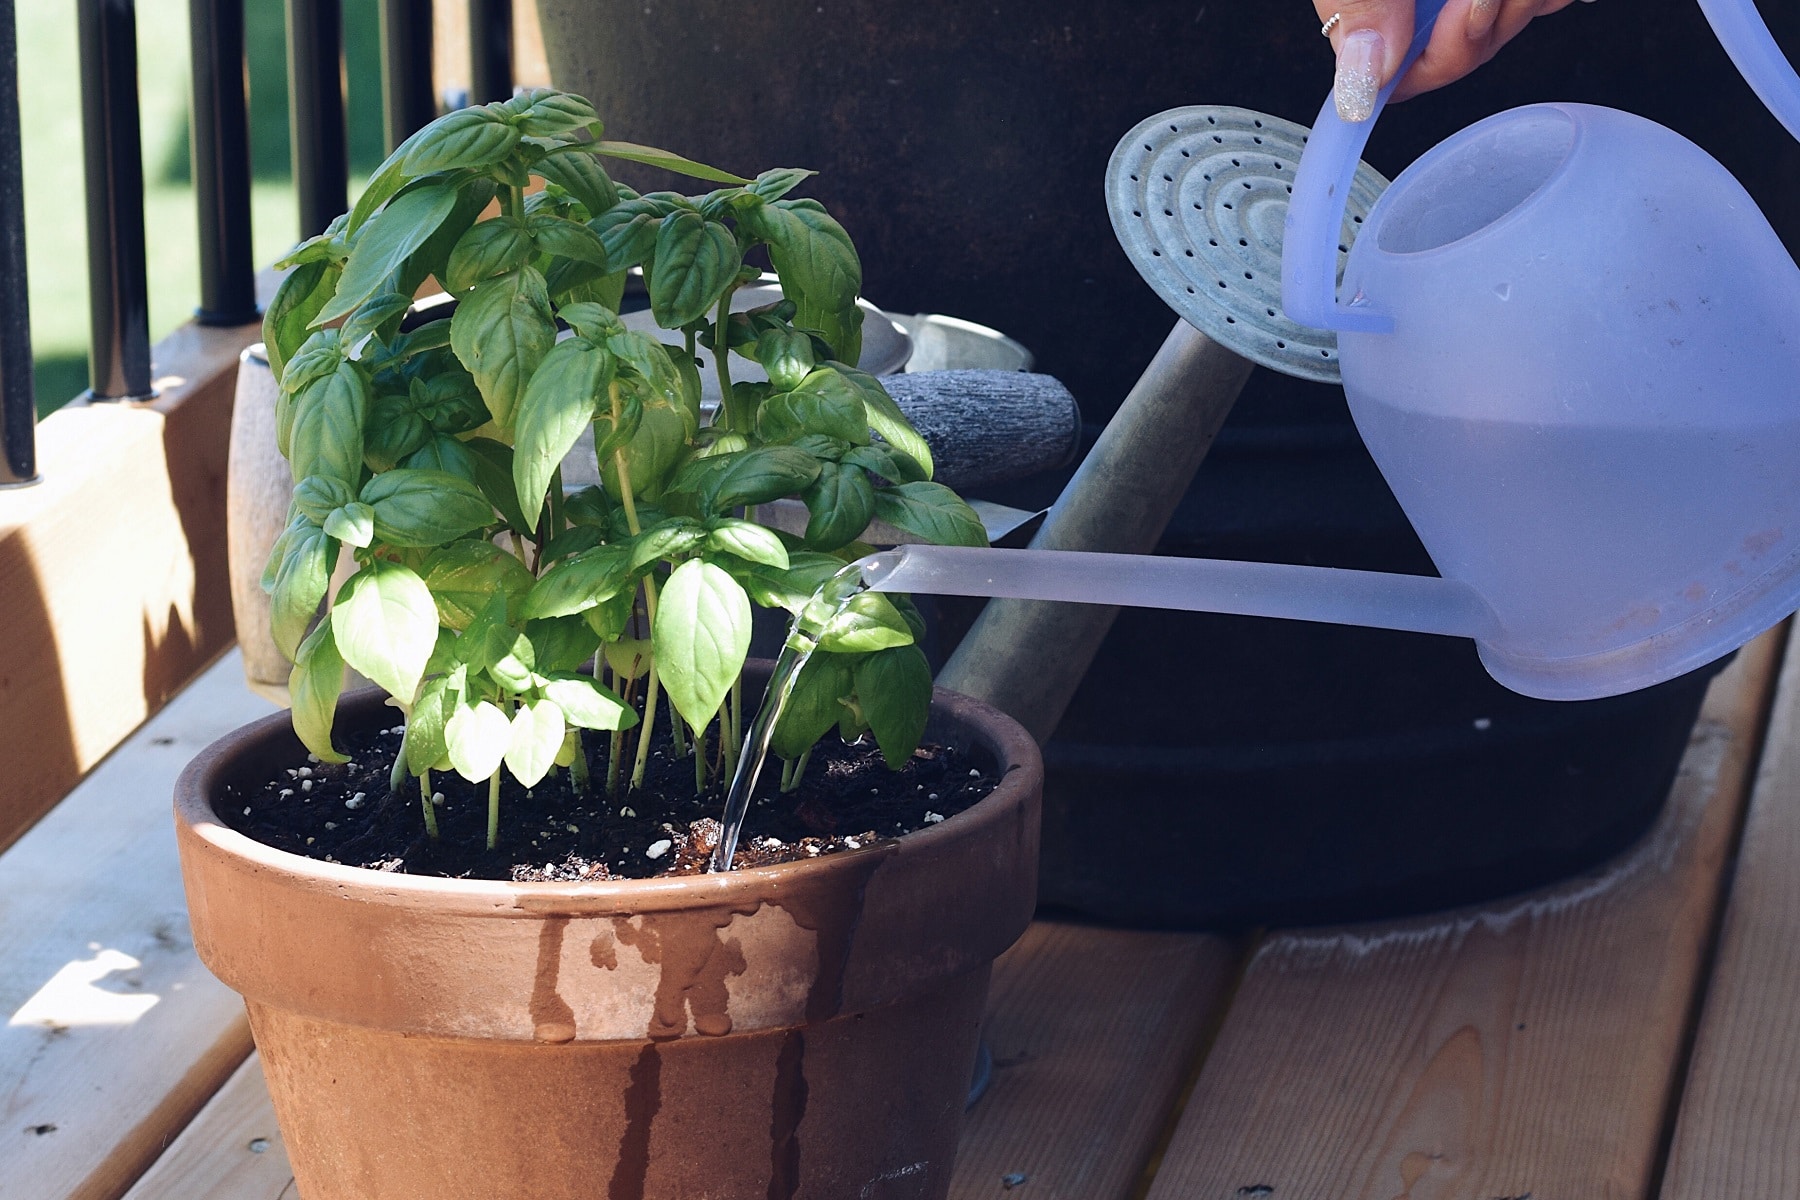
949 922 1239 1199
0 651 274 1200
1661 631 1800 1199
118 1055 292 1200
1143 628 1783 1200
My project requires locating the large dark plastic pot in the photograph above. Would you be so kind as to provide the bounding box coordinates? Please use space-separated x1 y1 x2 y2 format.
536 0 1800 421
946 414 1728 929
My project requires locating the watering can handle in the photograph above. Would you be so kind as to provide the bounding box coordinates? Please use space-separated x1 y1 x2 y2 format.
1283 0 1449 334
1285 0 1800 335
1695 0 1800 144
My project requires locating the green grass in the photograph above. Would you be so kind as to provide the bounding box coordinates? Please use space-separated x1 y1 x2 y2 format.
21 0 386 414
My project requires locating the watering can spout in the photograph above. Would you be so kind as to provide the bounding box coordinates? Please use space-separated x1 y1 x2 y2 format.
862 543 1499 644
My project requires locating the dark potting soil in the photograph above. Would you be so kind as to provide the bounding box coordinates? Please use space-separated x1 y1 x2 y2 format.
218 723 996 881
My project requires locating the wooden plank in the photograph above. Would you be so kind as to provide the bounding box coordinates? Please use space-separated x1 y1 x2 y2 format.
119 921 1239 1200
0 304 265 852
0 652 275 1200
949 922 1238 1200
1143 628 1783 1200
119 1055 292 1200
1660 630 1800 1199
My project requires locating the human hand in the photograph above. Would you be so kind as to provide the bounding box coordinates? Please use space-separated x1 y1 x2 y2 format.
1315 0 1593 121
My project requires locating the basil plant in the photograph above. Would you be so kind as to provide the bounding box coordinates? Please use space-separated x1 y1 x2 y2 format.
262 88 987 846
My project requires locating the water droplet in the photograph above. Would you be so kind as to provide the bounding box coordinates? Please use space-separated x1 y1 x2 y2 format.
1494 282 1512 301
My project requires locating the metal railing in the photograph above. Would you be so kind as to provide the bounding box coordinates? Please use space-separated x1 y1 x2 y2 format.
0 0 518 489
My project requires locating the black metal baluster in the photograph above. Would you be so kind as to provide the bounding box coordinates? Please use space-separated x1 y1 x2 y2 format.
189 0 257 326
469 0 513 104
77 0 153 402
0 0 35 484
380 0 436 152
287 0 346 239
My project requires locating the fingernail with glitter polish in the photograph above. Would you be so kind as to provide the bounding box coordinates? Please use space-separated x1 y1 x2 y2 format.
1334 30 1385 123
1468 0 1500 39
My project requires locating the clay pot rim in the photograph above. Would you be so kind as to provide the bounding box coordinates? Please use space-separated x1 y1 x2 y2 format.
175 677 1042 917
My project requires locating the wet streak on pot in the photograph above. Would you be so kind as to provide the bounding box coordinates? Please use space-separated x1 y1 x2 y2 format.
531 917 579 1043
609 1043 661 1200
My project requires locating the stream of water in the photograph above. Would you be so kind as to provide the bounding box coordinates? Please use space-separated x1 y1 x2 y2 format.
708 543 1498 870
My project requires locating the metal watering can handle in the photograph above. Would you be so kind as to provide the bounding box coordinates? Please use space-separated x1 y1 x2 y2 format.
1282 0 1449 334
1283 0 1800 335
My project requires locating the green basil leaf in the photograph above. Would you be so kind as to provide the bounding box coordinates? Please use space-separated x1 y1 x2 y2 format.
400 431 482 478
323 501 376 548
334 559 440 701
512 337 611 530
818 591 914 653
262 512 307 593
422 539 534 628
406 672 456 775
799 461 876 551
872 481 990 548
590 210 659 272
581 587 637 641
700 445 822 514
279 328 345 395
400 176 497 298
629 517 706 571
529 212 611 267
604 637 653 682
541 523 605 566
461 437 533 533
387 316 453 362
314 183 460 327
263 260 338 382
358 468 495 547
524 541 635 619
533 147 620 215
445 698 512 782
542 672 638 731
293 474 357 523
755 327 815 390
835 365 935 478
446 216 535 293
506 88 600 137
270 523 337 661
449 266 556 428
705 518 789 568
339 291 414 352
412 366 490 434
289 616 349 763
505 698 565 787
288 361 369 487
525 616 602 674
740 198 863 362
758 368 870 445
855 645 932 768
403 105 521 174
594 139 751 185
605 401 689 501
557 301 622 344
749 167 816 203
734 551 846 614
363 395 432 471
654 559 752 732
649 212 740 329
564 484 612 527
769 650 854 761
347 123 436 234
842 443 928 483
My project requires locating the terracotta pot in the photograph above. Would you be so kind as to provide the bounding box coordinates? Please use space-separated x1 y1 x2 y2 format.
174 675 1041 1200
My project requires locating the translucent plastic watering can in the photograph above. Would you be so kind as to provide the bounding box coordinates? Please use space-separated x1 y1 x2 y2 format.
859 0 1800 703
